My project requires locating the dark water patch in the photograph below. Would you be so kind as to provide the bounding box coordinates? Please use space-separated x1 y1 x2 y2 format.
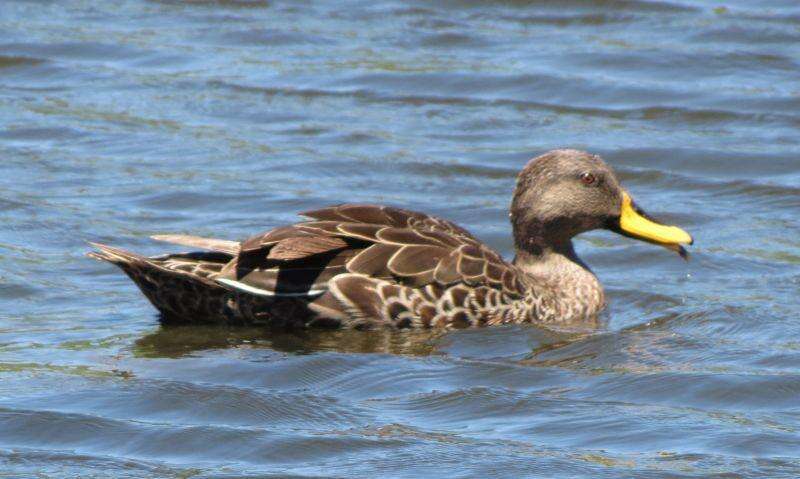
735 11 800 25
0 62 98 90
711 94 800 116
405 160 517 180
0 42 150 63
0 195 35 213
417 32 490 48
219 28 335 47
0 55 43 69
0 447 188 479
572 50 800 78
610 148 800 179
126 52 198 70
149 0 271 8
441 0 698 13
691 24 800 44
632 106 799 127
0 126 87 143
0 282 41 301
133 191 253 212
406 18 471 35
499 12 638 26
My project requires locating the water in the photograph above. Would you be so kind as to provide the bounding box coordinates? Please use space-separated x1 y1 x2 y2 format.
1 0 799 477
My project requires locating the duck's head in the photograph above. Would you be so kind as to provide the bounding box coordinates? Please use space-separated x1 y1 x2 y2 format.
511 149 693 258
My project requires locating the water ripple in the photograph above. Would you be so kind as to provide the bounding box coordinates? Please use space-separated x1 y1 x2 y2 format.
2 0 799 476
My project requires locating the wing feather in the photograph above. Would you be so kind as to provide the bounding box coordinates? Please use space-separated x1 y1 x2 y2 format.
214 204 526 301
150 235 240 254
267 236 349 261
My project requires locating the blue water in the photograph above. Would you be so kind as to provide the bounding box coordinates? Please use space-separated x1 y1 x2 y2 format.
1 0 800 477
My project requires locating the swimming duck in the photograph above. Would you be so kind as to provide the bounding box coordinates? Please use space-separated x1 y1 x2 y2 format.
89 149 692 329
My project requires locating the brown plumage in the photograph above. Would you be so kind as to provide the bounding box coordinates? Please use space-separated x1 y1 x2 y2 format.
89 149 693 330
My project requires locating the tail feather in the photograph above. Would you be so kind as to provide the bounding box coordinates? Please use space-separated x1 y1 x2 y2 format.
150 234 239 254
87 241 325 326
88 242 233 322
87 242 148 265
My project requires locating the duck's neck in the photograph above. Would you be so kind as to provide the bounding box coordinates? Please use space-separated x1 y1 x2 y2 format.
513 242 605 322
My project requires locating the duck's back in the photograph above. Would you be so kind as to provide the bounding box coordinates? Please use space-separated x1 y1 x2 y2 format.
90 204 541 329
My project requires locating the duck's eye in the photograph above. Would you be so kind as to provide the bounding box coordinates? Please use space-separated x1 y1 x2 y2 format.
580 172 597 186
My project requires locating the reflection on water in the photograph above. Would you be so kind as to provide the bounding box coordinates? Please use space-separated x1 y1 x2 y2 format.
2 0 800 476
135 323 447 357
135 320 588 359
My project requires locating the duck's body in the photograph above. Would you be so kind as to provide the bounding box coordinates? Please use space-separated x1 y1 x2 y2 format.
90 203 602 329
90 150 691 329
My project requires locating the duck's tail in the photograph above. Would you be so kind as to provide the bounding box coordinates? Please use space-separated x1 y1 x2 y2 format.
88 242 235 323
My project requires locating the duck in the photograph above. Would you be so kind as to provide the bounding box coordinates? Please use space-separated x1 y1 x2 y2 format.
89 149 692 329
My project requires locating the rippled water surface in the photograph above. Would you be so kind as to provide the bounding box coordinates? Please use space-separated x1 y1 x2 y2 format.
2 0 800 477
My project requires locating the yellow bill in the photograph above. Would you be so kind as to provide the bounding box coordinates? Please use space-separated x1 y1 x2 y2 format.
614 191 693 258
